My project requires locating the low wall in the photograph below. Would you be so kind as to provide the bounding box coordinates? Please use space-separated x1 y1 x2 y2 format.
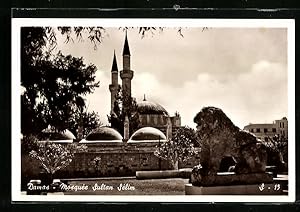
21 142 201 186
64 142 201 177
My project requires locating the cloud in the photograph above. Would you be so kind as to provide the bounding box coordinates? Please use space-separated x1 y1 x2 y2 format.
130 60 287 129
130 28 287 86
56 27 288 129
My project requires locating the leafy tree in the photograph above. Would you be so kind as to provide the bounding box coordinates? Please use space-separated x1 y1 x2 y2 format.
21 134 40 154
21 27 100 135
68 110 102 139
264 135 288 171
107 86 140 137
29 141 87 178
154 126 198 170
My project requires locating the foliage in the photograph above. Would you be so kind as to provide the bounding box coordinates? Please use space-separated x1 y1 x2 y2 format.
21 27 100 135
154 126 198 169
107 86 140 136
21 134 40 154
68 110 102 139
31 27 183 50
29 141 87 174
265 135 288 155
264 135 288 166
56 27 106 50
54 27 184 48
90 156 102 173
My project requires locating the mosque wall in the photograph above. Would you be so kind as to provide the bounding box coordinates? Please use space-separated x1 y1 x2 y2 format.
63 143 201 177
21 143 201 182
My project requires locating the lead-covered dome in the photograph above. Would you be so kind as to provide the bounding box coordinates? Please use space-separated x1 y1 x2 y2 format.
137 100 169 116
80 126 123 143
40 128 75 143
129 127 166 142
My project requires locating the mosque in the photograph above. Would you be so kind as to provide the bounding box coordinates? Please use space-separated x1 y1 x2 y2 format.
23 34 200 181
69 33 195 177
81 32 182 144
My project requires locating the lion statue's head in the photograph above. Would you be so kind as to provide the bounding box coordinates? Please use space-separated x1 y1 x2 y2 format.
193 107 239 139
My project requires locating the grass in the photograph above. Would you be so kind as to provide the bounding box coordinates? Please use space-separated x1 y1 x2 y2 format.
63 178 189 195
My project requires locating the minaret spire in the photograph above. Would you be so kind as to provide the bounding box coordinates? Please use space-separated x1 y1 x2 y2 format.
120 31 134 103
109 50 119 114
111 50 118 72
122 30 131 56
143 94 146 101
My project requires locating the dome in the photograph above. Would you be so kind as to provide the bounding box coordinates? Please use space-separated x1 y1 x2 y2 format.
80 126 123 143
40 128 75 143
129 127 166 142
137 100 169 116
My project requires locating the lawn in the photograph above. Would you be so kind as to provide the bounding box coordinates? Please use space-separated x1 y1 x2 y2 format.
63 178 189 195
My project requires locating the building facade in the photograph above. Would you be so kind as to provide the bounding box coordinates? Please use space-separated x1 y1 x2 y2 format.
243 117 288 141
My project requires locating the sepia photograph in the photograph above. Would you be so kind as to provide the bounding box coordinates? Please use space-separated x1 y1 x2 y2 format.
11 19 295 202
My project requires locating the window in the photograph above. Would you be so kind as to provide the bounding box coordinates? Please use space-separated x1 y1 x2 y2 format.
272 128 276 133
282 123 284 128
256 128 260 133
250 129 254 133
264 128 268 133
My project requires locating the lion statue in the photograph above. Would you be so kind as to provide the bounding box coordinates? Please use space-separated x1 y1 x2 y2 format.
193 106 268 178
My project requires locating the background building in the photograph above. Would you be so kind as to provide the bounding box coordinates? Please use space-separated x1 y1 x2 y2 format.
243 117 288 141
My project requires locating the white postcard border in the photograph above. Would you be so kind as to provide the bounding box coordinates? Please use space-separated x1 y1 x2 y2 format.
11 18 296 202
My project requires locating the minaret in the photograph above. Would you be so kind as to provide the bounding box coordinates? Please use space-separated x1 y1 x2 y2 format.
124 115 129 141
166 117 172 140
109 50 119 114
120 31 134 109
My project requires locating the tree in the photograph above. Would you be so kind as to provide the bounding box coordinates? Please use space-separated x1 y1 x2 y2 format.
107 86 140 136
68 110 102 139
29 140 87 182
154 126 198 170
264 135 288 172
21 27 100 135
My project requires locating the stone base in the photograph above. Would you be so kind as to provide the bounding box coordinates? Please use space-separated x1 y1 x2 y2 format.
136 168 192 179
185 183 285 195
191 172 273 186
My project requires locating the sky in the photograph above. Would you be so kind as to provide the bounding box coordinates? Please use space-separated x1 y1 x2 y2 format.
55 27 288 129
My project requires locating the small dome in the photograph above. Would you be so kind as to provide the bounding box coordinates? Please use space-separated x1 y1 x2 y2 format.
40 128 75 143
137 100 169 115
129 127 166 142
80 126 123 143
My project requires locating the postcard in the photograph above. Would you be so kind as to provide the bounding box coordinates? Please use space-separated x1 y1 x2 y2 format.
11 18 295 202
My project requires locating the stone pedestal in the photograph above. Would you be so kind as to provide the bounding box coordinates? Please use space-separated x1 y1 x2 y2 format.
191 172 273 186
185 183 285 195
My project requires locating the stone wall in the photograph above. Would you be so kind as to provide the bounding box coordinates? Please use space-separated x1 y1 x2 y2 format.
62 142 201 178
22 142 201 181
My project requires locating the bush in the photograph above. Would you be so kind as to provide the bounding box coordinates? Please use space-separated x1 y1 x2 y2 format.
154 126 198 170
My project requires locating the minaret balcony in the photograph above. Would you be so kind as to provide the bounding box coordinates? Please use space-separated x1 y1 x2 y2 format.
109 84 119 92
120 70 134 80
